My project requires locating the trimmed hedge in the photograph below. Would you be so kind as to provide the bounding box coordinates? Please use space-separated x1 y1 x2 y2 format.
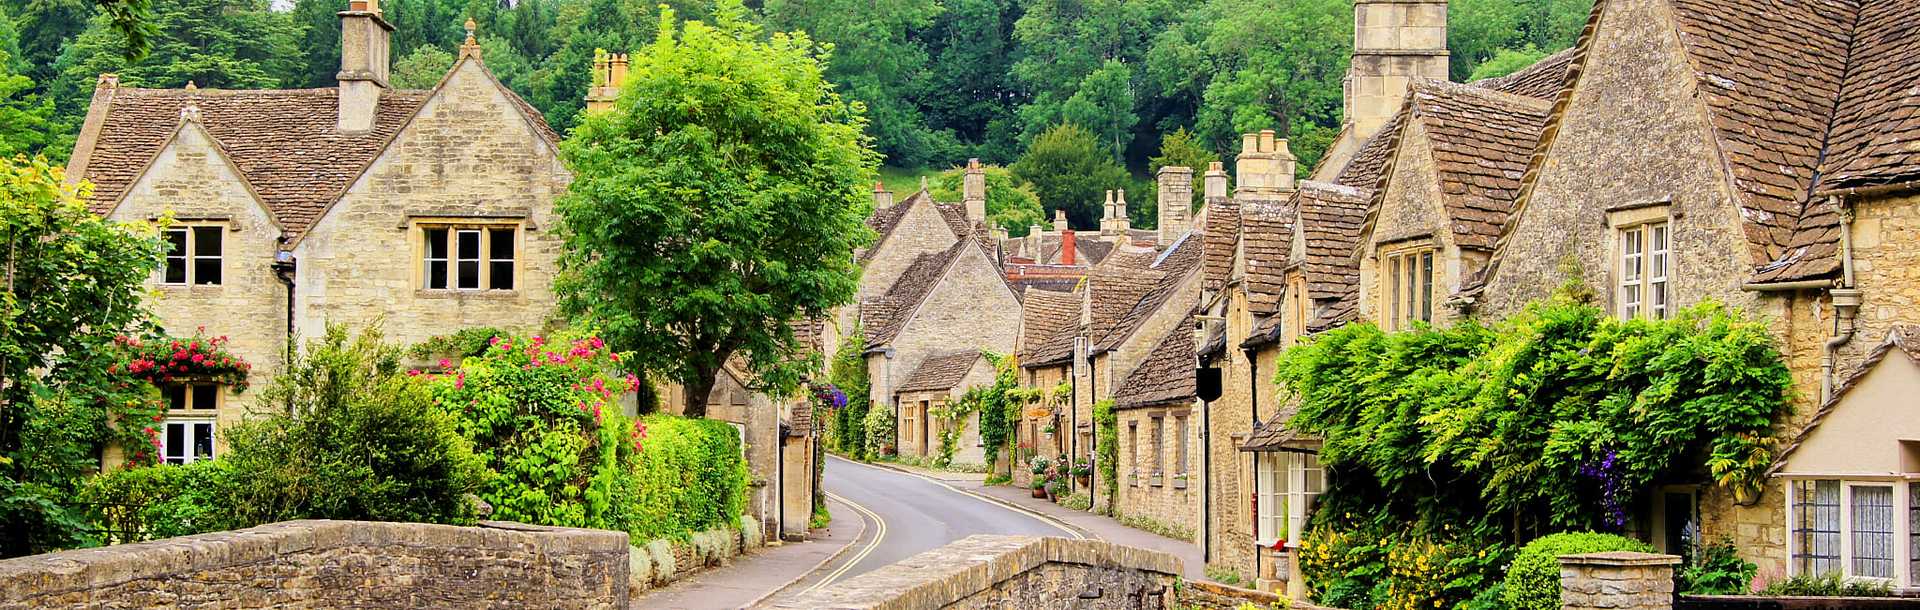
1502 532 1653 610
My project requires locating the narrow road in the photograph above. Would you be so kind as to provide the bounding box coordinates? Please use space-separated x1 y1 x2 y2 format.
764 456 1079 604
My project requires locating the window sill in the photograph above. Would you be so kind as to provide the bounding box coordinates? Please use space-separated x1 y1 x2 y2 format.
1150 474 1163 487
1172 476 1188 489
415 289 522 300
155 283 226 292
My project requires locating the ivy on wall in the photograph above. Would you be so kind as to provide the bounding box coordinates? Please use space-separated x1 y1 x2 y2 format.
1283 298 1794 608
1092 399 1118 515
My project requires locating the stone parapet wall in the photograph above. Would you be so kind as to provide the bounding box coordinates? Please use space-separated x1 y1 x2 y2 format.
0 520 630 609
776 535 1182 609
1559 551 1680 610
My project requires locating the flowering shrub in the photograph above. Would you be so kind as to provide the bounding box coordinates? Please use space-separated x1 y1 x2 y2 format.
1299 517 1513 610
427 331 746 542
102 331 254 467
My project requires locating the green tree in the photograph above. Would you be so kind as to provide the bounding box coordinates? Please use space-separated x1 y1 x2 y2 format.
1010 123 1129 229
390 44 454 89
930 163 1045 237
1467 45 1552 81
555 3 875 418
0 5 66 161
0 157 167 557
762 0 957 167
50 0 303 119
1147 127 1217 214
1009 0 1178 154
1060 60 1137 161
919 0 1022 161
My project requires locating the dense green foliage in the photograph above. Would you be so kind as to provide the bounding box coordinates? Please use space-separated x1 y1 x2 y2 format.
1501 532 1650 610
1284 298 1793 609
862 397 896 458
1012 123 1132 228
968 352 1023 472
554 4 874 417
0 157 168 557
1092 399 1117 514
930 389 978 468
1758 572 1894 597
9 0 1587 178
1677 536 1757 595
827 322 872 459
84 324 487 543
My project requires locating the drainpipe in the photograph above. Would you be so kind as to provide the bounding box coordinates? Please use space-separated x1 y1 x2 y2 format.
1073 337 1087 503
1821 195 1862 406
777 420 786 540
271 251 297 414
1247 347 1259 580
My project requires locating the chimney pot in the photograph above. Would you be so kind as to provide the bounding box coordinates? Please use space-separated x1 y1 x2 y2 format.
963 159 987 221
1204 162 1229 199
873 183 895 210
1242 133 1259 154
1259 130 1277 152
336 1 394 133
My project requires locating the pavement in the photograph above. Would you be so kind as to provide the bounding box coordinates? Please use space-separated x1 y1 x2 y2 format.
628 496 863 610
866 459 1212 582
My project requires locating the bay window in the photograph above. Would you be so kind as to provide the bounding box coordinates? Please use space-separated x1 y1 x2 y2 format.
1789 478 1917 585
1257 452 1323 547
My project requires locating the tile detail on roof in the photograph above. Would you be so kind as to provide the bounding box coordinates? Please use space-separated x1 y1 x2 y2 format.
1201 197 1241 292
897 350 984 393
1295 182 1371 305
1094 234 1202 353
1240 200 1295 316
1406 80 1555 250
1822 0 1920 191
1112 324 1196 409
1470 47 1579 99
1019 287 1085 367
82 87 431 237
863 239 973 348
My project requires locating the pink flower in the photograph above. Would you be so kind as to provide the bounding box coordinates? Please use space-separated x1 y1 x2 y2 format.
407 370 422 377
191 354 205 364
590 337 605 349
454 372 465 390
439 358 452 369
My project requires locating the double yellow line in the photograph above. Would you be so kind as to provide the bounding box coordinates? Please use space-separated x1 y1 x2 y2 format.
796 491 887 595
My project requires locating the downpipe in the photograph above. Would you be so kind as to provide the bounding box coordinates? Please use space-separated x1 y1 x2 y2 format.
1820 195 1861 407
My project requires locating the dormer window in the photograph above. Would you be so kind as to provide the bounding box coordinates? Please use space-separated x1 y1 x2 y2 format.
1383 247 1433 330
162 226 223 286
1616 221 1670 320
421 224 517 291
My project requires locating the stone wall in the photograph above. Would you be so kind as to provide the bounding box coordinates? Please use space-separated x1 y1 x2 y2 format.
0 520 629 609
1558 551 1680 610
774 535 1182 610
1113 405 1200 542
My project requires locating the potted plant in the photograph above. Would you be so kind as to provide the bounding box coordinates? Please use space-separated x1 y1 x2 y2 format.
1029 456 1052 498
1070 458 1093 485
1030 478 1049 498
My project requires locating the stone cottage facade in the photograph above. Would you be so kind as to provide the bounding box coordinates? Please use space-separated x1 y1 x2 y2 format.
892 350 994 466
70 8 568 461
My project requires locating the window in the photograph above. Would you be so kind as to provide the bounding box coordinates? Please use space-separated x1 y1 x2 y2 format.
1128 422 1140 486
1851 485 1894 579
1910 483 1918 582
1174 415 1190 479
1256 452 1325 546
422 225 517 291
163 420 215 465
161 226 223 285
1793 480 1841 576
163 383 221 411
1617 222 1670 320
1150 416 1165 485
1383 248 1433 330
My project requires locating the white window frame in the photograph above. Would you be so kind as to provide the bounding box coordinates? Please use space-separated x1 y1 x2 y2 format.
1784 477 1914 588
1615 221 1671 320
418 222 519 292
1256 451 1325 549
162 419 216 465
160 225 224 286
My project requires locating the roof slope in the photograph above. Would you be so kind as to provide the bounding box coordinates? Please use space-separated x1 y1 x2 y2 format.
1112 324 1196 409
1240 200 1295 316
1470 46 1579 98
1402 80 1556 250
863 239 973 348
897 350 984 393
1201 197 1242 291
1821 0 1920 191
1094 232 1203 353
80 87 430 236
1019 287 1085 367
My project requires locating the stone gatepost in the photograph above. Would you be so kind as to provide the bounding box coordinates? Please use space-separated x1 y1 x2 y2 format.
1557 551 1681 610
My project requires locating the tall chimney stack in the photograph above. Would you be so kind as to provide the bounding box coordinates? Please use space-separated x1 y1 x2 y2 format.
585 49 629 113
1053 209 1069 233
873 183 895 210
1203 162 1229 199
337 0 393 133
1235 130 1298 198
963 158 987 221
1157 167 1194 244
1345 0 1448 143
1060 230 1077 266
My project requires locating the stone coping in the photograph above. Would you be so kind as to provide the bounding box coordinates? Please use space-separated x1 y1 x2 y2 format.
1558 551 1683 567
0 519 627 600
776 535 1182 610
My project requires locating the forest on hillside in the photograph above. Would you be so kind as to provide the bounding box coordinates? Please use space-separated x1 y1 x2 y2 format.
0 0 1587 226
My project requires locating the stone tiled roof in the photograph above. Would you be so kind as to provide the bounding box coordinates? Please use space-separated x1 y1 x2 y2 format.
1822 1 1920 191
863 239 972 349
1335 112 1405 190
858 192 978 265
1770 324 1920 473
1470 46 1578 99
1240 200 1295 316
1019 287 1085 367
1401 80 1555 250
896 350 984 393
1295 182 1370 304
1241 314 1286 349
1200 197 1241 292
1094 233 1202 353
1240 406 1316 451
1112 324 1195 409
79 87 431 238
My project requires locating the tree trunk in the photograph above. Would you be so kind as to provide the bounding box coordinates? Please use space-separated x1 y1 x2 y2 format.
680 365 716 418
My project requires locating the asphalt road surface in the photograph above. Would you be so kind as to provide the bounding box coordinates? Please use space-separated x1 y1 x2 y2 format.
770 455 1077 602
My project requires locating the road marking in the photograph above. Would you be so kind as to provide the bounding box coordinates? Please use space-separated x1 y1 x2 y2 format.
796 491 887 594
829 455 1087 540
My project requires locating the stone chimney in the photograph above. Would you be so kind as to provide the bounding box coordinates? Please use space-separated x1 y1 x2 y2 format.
1053 209 1069 233
963 158 987 221
336 0 393 133
585 49 630 114
1157 166 1194 244
1235 130 1298 198
1346 0 1448 143
1101 189 1131 236
1203 162 1229 199
872 183 895 211
1060 230 1077 266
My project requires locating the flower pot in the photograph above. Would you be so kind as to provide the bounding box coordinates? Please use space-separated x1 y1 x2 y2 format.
1031 487 1049 498
1075 474 1091 486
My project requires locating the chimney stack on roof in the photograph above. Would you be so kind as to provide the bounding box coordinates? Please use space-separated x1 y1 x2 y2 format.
1157 166 1194 244
1053 209 1069 233
872 183 895 210
1203 162 1229 199
336 0 393 133
1061 230 1077 266
586 49 629 113
963 158 987 221
1234 130 1297 198
1345 0 1449 144
1101 188 1131 237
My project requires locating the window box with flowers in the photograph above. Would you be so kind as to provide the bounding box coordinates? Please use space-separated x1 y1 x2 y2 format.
105 332 252 467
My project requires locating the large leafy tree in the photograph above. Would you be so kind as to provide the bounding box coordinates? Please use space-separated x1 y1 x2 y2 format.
555 3 875 418
762 0 957 167
1010 122 1129 229
50 0 302 119
0 157 167 557
929 163 1045 237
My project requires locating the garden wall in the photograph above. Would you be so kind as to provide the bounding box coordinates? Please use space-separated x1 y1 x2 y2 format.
0 520 630 609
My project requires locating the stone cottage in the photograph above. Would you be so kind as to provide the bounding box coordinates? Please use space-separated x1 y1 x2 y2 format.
892 349 995 466
1455 0 1920 589
70 5 568 460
